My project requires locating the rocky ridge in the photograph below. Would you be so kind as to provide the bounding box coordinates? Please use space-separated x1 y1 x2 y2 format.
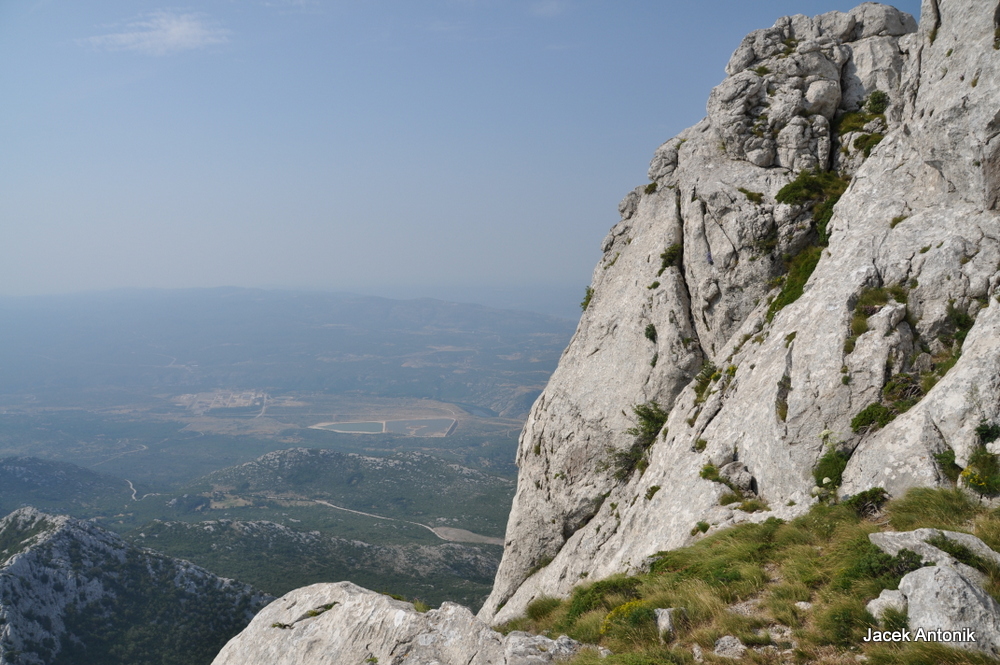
0 507 272 665
481 0 1000 624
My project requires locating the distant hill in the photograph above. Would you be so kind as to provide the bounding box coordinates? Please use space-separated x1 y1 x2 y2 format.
0 457 133 518
133 518 499 609
193 447 514 537
0 507 272 665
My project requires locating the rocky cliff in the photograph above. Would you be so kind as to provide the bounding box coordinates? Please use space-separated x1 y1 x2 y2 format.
480 0 1000 624
0 507 272 665
209 0 1000 662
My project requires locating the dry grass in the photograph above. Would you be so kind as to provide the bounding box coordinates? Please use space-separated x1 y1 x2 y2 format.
497 489 1000 665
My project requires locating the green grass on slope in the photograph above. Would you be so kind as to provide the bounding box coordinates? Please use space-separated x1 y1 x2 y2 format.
498 488 1000 665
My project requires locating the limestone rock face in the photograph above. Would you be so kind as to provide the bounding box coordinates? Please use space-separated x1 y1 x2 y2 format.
870 529 1000 655
481 0 1000 625
211 582 589 665
0 507 270 665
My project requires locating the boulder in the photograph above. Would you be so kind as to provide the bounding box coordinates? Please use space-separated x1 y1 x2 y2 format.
212 583 588 665
900 566 1000 657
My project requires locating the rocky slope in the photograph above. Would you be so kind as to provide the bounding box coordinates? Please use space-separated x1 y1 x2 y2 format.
480 0 1000 624
0 507 272 665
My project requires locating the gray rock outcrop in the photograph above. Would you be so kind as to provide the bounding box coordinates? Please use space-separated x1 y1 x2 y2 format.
0 507 271 665
481 0 1000 624
870 529 1000 655
211 582 590 665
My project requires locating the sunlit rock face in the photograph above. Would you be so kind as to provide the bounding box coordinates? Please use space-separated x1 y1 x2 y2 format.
210 582 592 665
480 0 1000 624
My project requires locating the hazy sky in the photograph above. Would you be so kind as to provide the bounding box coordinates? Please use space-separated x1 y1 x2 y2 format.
1 0 921 316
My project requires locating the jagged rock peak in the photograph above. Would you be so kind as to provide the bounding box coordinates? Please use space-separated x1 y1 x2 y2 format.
480 0 1000 625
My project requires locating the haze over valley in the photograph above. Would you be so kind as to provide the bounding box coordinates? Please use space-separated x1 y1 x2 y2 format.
0 288 576 611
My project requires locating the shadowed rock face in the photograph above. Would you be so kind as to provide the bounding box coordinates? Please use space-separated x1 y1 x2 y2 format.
480 0 1000 625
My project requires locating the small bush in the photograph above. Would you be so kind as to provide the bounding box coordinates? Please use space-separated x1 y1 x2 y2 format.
851 313 869 336
738 187 764 204
776 170 834 206
927 534 996 576
962 446 1000 497
612 402 668 481
851 403 895 433
645 182 658 194
880 606 909 633
737 499 770 513
853 133 885 158
644 323 657 343
645 485 661 500
565 577 642 622
890 215 908 228
976 420 1000 444
692 521 710 535
719 492 741 506
753 65 771 75
833 111 870 134
844 335 857 354
814 449 850 489
934 449 963 483
658 244 682 275
814 598 875 647
693 362 717 403
843 487 889 517
766 245 822 322
946 302 975 344
882 373 923 414
865 90 890 115
600 599 656 636
835 544 925 592
527 555 554 577
581 286 594 311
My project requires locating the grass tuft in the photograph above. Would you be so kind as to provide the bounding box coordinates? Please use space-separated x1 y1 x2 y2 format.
766 246 822 322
